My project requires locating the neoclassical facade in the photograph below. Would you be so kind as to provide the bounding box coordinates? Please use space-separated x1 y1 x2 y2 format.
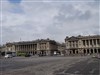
65 35 100 55
4 39 58 56
57 43 66 55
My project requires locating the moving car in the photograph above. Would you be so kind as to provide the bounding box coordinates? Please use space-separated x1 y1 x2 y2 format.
4 54 12 58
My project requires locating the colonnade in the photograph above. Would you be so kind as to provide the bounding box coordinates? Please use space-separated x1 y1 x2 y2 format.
68 41 78 48
82 39 100 47
15 44 37 55
69 48 100 55
83 48 100 54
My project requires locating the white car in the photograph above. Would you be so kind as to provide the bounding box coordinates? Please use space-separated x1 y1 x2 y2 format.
92 55 96 58
4 54 12 58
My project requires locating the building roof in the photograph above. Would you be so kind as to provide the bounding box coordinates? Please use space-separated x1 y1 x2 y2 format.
6 38 57 45
65 35 100 41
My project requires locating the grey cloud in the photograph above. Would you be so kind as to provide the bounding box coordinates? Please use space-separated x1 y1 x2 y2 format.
78 10 91 20
54 4 92 23
2 0 99 44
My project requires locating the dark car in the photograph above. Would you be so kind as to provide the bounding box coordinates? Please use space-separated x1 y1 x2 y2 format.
25 54 31 57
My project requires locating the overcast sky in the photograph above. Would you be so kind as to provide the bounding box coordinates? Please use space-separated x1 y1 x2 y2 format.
0 0 100 44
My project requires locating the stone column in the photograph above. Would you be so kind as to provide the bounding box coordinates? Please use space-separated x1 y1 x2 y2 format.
19 45 21 51
87 49 88 54
92 39 94 47
18 45 20 51
29 45 31 53
19 45 20 51
37 43 40 50
88 40 89 47
74 41 76 48
29 44 30 51
88 40 90 47
30 44 32 54
34 44 35 50
31 44 33 54
93 49 95 54
89 49 91 54
24 45 26 51
82 40 85 46
85 40 87 47
96 49 98 53
18 45 19 51
75 50 76 54
22 45 23 53
28 45 29 51
71 42 73 48
30 44 31 51
84 49 86 54
32 44 34 51
26 45 27 51
20 45 22 51
96 39 98 47
21 45 22 51
23 45 24 52
22 45 24 51
32 44 33 51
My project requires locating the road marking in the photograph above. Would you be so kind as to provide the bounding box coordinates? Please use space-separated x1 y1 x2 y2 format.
89 69 96 73
74 71 80 74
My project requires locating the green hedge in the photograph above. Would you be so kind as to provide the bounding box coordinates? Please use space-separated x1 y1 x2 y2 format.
17 52 26 56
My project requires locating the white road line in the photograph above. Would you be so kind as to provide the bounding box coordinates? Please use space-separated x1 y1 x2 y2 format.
74 71 80 74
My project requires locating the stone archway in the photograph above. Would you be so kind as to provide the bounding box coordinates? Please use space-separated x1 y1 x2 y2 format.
72 49 75 54
76 50 78 54
83 49 86 54
87 49 89 54
94 49 97 53
91 49 93 54
98 49 100 53
69 50 72 54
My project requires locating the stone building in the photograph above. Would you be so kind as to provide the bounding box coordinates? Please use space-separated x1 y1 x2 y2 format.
0 44 9 56
37 39 58 55
0 45 1 52
65 35 100 55
4 39 58 56
57 43 66 55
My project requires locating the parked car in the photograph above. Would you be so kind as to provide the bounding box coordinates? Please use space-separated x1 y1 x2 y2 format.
4 54 12 58
92 55 96 58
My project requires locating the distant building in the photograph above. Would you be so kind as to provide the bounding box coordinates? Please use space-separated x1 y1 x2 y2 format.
57 43 66 55
65 35 100 55
0 45 7 56
2 39 58 56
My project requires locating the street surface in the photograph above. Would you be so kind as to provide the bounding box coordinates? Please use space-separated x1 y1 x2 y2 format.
0 56 99 75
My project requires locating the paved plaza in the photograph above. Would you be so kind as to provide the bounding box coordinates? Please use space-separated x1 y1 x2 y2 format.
0 56 100 75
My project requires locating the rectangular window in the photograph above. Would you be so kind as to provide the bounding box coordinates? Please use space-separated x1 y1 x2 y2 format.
97 39 100 45
93 39 96 45
83 40 85 46
86 40 89 45
90 39 92 45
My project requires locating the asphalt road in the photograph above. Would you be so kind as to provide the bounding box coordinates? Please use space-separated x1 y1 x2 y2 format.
0 56 99 75
65 58 99 75
54 57 100 75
